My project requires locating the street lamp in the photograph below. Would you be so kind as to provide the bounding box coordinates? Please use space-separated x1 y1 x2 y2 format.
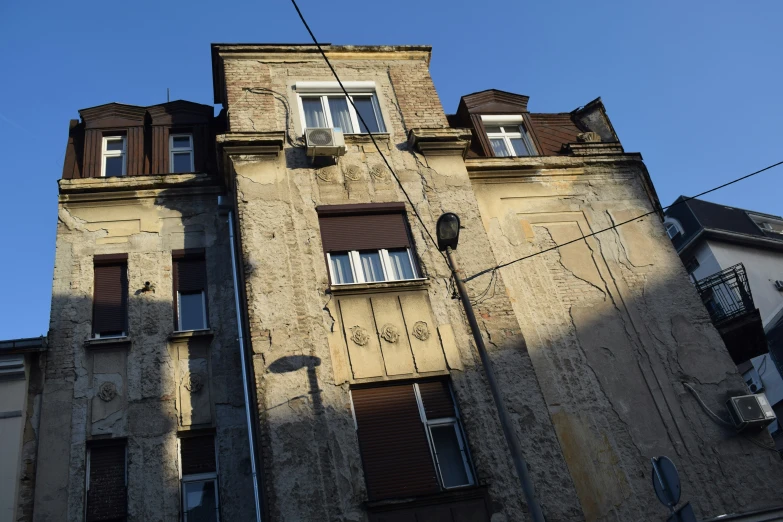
437 213 546 522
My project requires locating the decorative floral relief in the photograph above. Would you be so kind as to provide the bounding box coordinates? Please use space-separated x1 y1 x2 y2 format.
184 372 204 393
380 323 399 343
98 382 117 402
316 165 338 182
350 326 370 346
412 321 430 341
369 164 388 181
343 164 362 181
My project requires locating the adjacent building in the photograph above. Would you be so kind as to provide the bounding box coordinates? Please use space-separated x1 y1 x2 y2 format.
17 43 783 522
665 197 783 447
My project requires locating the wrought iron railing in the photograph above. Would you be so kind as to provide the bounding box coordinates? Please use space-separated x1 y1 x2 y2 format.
694 263 755 325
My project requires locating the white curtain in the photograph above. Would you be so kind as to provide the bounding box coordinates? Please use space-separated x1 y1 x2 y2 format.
328 96 354 133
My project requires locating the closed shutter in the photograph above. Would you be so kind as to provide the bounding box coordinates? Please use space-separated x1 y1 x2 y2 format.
417 381 456 419
318 213 411 253
93 257 128 336
87 444 127 522
180 434 216 476
352 384 439 501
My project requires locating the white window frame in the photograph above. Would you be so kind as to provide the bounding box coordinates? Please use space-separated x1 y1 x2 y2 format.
178 437 220 522
481 115 535 157
663 217 684 239
101 136 127 177
176 290 208 332
412 383 474 490
295 81 386 134
326 248 421 285
170 134 195 173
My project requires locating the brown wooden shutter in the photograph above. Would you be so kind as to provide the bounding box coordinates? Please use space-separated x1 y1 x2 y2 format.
86 444 127 522
319 213 411 253
93 257 128 336
180 434 216 476
417 381 456 420
352 384 439 501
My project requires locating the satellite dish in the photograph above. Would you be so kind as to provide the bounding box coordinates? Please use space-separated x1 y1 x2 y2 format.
651 456 681 508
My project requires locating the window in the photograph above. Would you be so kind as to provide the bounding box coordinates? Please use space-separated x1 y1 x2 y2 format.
170 134 194 173
180 434 219 522
102 136 126 177
86 442 127 522
684 257 700 274
297 82 386 134
317 205 420 286
663 218 683 239
173 251 208 331
93 254 128 338
351 381 474 501
485 122 535 157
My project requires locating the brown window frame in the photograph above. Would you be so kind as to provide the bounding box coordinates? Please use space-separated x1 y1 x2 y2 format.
172 249 209 332
86 440 127 522
350 380 475 501
316 203 423 286
92 254 129 339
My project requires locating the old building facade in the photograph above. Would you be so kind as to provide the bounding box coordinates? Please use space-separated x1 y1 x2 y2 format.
20 43 783 522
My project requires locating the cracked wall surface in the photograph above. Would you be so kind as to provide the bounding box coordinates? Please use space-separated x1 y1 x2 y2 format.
221 49 582 521
471 163 783 521
31 179 255 522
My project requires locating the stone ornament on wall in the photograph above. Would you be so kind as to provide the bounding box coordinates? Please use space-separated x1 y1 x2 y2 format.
350 326 370 346
412 321 430 341
316 165 339 182
380 323 400 343
184 372 204 393
343 164 362 181
370 164 389 182
97 382 118 402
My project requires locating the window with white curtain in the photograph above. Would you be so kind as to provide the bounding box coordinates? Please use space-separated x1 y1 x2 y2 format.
299 92 386 134
327 248 417 285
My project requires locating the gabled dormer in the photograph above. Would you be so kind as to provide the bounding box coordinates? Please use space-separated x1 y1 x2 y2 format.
62 100 218 180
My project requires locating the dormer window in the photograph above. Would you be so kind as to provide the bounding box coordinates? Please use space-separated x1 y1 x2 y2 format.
102 136 126 177
663 218 684 239
296 81 386 134
483 118 535 157
170 134 194 173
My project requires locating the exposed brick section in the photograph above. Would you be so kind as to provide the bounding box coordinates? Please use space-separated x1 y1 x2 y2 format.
86 445 126 522
224 59 275 132
388 62 449 130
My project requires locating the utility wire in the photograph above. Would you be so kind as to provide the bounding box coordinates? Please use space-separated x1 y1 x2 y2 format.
464 160 783 283
288 0 449 268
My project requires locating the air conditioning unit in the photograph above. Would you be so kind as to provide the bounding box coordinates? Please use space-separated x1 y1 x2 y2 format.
774 280 783 291
726 393 776 432
0 355 25 378
305 128 346 157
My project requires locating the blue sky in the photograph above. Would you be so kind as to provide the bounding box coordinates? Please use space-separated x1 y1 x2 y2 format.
1 0 781 338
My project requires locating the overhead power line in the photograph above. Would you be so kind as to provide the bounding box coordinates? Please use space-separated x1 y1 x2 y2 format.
288 0 448 267
463 160 783 283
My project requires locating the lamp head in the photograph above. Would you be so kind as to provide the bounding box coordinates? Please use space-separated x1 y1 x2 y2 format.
436 213 461 251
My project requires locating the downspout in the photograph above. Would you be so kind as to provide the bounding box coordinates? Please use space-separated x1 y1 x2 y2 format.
219 195 263 522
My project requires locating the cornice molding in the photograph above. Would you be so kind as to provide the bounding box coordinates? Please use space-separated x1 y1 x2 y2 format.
465 153 645 181
407 128 472 158
217 132 285 157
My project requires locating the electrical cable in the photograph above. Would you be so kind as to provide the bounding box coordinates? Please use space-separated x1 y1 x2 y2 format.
464 160 783 283
288 0 449 268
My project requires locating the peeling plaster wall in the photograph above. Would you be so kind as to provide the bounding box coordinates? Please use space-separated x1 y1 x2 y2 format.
470 162 783 521
221 52 582 521
32 179 254 522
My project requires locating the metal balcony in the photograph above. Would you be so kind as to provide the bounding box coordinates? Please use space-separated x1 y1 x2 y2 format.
694 263 755 325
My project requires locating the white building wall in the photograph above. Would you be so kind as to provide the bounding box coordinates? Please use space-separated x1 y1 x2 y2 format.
0 357 28 522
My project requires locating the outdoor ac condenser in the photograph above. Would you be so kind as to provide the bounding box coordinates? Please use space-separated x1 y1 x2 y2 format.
305 127 346 157
726 393 776 432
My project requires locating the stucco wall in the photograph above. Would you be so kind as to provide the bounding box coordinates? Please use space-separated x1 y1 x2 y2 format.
220 48 582 521
469 157 783 521
32 176 254 522
0 364 28 522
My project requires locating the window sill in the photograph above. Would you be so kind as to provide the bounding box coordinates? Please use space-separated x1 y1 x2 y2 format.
342 133 391 144
168 329 214 341
365 485 489 511
84 336 131 350
329 279 428 296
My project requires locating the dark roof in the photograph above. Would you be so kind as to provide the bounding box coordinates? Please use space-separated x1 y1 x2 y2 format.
665 196 783 252
528 113 583 156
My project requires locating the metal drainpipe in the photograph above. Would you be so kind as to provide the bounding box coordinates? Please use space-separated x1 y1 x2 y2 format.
220 196 263 522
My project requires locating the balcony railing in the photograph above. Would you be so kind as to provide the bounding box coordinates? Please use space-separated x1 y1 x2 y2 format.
694 263 755 325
